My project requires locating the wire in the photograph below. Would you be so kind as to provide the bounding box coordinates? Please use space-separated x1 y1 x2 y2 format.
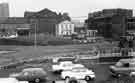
71 16 88 18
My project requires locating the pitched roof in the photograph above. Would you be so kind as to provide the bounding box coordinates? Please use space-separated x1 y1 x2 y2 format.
58 20 73 24
24 8 58 18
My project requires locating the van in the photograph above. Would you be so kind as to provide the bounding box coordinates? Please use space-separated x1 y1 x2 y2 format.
109 58 135 77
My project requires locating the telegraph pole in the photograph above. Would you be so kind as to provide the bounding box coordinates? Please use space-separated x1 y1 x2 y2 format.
34 21 37 48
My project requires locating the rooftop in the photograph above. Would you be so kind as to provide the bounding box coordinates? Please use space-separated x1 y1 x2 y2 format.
0 17 29 24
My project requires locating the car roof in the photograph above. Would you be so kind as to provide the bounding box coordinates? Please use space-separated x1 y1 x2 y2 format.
60 61 73 64
72 67 86 70
22 68 44 72
119 58 135 63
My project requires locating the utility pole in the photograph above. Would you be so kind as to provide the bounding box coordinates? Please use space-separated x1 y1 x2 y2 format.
34 21 37 48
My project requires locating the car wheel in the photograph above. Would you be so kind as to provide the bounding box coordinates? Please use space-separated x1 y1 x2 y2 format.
54 70 62 74
35 78 40 83
116 74 121 78
85 76 91 81
65 76 70 80
69 79 78 83
59 70 63 73
130 72 135 77
130 74 135 77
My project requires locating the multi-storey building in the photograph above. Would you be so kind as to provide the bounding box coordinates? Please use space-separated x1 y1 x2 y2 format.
0 17 31 36
0 3 9 17
87 8 133 39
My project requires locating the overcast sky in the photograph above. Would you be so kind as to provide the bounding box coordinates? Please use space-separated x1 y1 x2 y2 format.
1 0 135 20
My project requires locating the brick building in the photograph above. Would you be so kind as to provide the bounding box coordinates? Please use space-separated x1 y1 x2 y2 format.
86 8 133 39
24 8 70 35
0 17 31 36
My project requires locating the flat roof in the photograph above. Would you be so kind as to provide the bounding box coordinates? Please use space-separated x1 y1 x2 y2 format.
16 28 30 30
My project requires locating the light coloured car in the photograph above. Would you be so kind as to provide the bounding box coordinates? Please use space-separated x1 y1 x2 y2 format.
130 72 135 77
9 68 47 83
52 61 84 73
82 40 88 43
61 67 95 81
52 61 83 72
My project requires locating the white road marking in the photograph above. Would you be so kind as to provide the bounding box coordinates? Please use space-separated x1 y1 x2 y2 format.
0 51 16 54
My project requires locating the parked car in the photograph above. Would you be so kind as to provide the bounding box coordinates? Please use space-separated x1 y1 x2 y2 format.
52 61 84 73
9 68 47 83
109 58 135 78
61 67 95 81
57 55 76 62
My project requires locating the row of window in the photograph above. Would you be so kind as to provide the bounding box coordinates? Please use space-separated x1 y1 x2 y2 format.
59 24 74 30
60 31 72 35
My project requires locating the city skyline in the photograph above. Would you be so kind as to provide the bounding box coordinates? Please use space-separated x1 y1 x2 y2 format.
1 0 135 20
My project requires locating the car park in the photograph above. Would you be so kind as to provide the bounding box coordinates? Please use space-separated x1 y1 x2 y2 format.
61 67 95 81
52 61 84 73
109 58 135 78
9 68 47 83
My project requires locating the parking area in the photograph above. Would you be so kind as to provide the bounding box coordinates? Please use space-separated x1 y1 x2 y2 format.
0 58 133 83
0 43 132 83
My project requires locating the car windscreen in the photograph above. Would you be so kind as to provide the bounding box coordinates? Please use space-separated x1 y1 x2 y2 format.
62 63 73 67
72 67 87 72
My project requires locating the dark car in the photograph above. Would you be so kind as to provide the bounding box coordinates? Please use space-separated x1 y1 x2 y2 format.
109 58 135 78
9 68 47 83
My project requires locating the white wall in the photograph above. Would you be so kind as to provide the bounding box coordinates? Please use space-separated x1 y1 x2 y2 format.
56 21 74 36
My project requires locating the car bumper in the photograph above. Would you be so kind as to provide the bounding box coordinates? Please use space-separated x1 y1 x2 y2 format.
90 75 96 79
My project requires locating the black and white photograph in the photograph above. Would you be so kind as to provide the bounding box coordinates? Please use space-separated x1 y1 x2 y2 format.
0 0 135 83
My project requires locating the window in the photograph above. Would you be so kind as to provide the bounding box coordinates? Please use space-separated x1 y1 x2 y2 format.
62 63 73 67
79 69 86 72
123 63 129 67
116 62 130 67
22 72 29 76
116 62 123 67
72 69 79 72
